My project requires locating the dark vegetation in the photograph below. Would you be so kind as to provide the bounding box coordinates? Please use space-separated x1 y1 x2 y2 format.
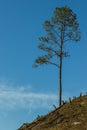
18 94 87 130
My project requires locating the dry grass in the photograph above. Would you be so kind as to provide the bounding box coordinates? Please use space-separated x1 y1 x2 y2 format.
18 95 87 130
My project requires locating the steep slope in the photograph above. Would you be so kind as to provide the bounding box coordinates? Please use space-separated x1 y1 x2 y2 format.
18 95 87 130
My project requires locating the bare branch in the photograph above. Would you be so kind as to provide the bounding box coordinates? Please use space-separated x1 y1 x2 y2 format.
46 60 59 68
64 38 72 43
52 27 60 40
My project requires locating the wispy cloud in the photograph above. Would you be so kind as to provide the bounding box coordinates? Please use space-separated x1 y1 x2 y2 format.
0 83 57 110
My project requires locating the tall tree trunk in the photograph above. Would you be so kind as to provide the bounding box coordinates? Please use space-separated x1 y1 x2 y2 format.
59 31 63 106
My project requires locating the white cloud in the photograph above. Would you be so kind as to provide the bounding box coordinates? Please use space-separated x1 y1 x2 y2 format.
0 84 57 110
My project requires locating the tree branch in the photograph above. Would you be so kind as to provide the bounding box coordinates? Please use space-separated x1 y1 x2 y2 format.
46 60 59 68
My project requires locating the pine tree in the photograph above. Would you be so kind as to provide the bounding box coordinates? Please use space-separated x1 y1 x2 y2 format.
33 6 81 106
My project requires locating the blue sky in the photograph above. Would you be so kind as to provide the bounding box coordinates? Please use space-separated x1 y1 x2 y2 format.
0 0 87 130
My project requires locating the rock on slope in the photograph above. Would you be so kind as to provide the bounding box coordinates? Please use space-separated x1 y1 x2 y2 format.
18 95 87 130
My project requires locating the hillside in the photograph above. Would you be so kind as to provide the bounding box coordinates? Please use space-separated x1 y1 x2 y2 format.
18 94 87 130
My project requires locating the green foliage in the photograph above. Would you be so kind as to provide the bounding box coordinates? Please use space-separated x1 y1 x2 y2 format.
34 6 81 67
